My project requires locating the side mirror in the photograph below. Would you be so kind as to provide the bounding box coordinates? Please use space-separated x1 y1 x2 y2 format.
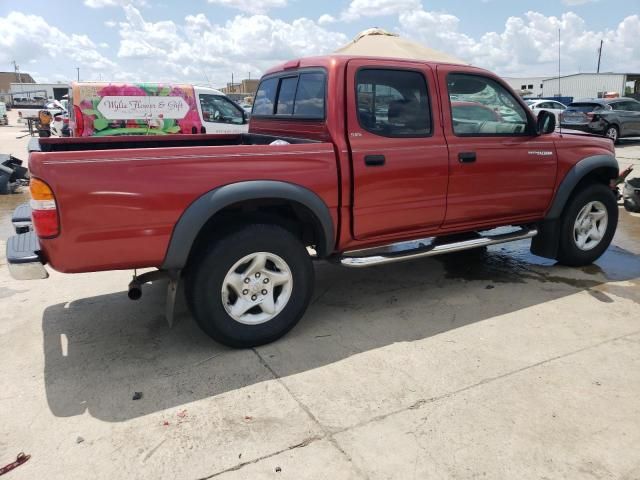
536 110 556 135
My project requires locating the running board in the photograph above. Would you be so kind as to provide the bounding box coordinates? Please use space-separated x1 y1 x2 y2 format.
339 226 538 268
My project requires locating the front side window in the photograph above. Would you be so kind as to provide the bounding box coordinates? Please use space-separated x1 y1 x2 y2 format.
356 69 431 137
199 95 244 124
447 73 529 136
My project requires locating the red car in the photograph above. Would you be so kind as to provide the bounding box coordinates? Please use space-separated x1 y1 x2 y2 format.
8 55 619 347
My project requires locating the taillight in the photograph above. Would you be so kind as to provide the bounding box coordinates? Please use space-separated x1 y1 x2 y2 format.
30 178 59 238
73 105 83 135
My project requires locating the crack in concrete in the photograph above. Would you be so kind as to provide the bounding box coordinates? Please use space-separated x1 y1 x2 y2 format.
197 328 640 479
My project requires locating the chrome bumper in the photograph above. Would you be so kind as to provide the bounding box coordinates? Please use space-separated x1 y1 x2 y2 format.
6 231 48 280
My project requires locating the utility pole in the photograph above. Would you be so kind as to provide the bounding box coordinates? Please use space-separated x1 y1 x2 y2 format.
596 39 603 74
76 67 80 82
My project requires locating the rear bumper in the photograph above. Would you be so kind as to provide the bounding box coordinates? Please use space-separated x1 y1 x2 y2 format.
6 230 48 281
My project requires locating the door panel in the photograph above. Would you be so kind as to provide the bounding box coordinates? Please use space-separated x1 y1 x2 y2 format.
346 60 449 239
437 66 557 227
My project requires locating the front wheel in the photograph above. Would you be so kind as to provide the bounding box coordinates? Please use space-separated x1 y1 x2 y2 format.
185 224 314 348
557 183 618 266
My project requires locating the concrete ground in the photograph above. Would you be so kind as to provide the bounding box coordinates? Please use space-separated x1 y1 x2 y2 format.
0 110 639 479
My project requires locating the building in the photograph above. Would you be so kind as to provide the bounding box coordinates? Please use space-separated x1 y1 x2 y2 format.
0 71 35 103
542 73 640 100
10 82 70 102
503 76 548 97
220 78 259 96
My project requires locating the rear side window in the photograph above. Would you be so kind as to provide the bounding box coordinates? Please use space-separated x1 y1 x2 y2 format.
253 78 278 116
253 71 326 119
568 103 604 112
356 69 431 137
294 73 325 118
276 77 297 115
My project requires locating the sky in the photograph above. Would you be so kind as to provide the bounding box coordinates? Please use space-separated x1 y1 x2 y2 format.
1 0 639 87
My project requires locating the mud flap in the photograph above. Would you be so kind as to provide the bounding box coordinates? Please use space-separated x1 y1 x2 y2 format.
530 219 560 260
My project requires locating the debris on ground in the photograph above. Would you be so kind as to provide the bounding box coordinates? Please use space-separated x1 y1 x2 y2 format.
275 466 282 473
485 284 495 289
132 392 143 401
76 436 84 444
0 452 30 476
177 409 188 419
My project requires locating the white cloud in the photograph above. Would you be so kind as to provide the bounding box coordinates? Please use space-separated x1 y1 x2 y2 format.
399 9 640 75
0 11 117 76
340 0 422 21
318 14 336 25
207 0 287 15
99 42 110 48
104 20 117 27
115 6 347 83
84 0 147 7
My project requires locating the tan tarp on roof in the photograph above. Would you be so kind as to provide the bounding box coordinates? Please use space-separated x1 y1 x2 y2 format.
334 28 468 65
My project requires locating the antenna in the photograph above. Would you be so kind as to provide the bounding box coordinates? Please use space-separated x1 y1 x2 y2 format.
558 28 562 136
596 39 603 74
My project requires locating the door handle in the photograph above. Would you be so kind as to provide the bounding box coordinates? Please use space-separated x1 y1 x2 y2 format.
458 152 476 163
364 155 386 166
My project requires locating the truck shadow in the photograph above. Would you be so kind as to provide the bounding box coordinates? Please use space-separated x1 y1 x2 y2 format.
42 239 640 422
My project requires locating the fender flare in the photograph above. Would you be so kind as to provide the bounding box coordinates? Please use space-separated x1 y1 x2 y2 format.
161 181 335 270
545 154 618 220
531 153 618 259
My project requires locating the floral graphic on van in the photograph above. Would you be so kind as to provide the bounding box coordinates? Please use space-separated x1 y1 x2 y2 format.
73 83 204 136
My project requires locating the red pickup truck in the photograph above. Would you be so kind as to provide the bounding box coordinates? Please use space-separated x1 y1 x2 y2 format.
7 55 619 347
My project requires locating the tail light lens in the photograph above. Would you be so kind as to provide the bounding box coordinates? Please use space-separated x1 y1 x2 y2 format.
30 178 59 238
73 105 83 135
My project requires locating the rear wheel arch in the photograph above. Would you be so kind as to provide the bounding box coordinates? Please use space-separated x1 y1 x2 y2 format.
161 181 335 271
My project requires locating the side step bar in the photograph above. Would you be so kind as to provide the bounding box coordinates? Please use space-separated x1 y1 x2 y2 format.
339 226 538 268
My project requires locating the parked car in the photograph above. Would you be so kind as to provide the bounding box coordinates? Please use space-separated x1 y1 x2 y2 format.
16 100 66 123
526 99 566 123
0 102 8 125
69 82 248 136
7 55 619 348
560 97 640 143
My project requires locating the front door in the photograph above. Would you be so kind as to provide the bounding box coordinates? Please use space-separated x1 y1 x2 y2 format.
346 60 449 240
437 67 557 228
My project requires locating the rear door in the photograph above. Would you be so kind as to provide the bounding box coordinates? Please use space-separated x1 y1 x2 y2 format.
437 66 557 227
611 100 640 135
346 59 449 240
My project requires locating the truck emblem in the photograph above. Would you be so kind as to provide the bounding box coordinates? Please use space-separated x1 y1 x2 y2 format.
528 151 553 156
350 132 363 137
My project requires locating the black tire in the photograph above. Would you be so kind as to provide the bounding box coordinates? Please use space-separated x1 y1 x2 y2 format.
604 125 619 144
557 183 618 267
185 224 314 348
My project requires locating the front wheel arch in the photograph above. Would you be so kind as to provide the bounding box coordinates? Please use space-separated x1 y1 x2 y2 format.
530 155 618 260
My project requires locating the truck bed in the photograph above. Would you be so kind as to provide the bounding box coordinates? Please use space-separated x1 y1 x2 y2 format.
32 133 318 153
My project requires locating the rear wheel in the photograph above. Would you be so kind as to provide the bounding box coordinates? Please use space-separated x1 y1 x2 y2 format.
605 125 619 144
186 224 314 348
557 183 618 266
